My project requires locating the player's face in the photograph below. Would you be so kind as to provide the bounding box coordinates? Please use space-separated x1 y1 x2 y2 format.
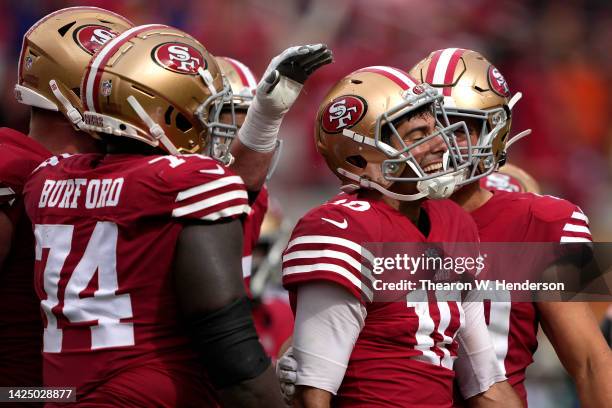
391 109 448 177
220 108 247 129
448 116 479 150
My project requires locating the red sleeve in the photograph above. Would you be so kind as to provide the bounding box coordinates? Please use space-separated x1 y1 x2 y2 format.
243 186 269 257
151 154 250 223
282 204 376 304
0 148 37 207
530 195 592 243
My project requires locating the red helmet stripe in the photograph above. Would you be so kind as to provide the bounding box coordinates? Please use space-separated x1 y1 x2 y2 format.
442 48 466 96
222 57 257 90
18 7 132 84
354 66 417 90
424 50 443 84
83 24 167 112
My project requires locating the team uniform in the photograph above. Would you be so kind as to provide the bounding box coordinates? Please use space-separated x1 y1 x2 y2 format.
242 186 268 283
283 193 481 407
24 153 250 406
467 188 592 405
0 128 51 389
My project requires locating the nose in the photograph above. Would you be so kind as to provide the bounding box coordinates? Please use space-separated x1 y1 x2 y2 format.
427 129 448 156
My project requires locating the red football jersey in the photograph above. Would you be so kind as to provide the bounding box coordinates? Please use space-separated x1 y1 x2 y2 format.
469 190 592 405
283 193 480 407
242 186 268 282
24 153 250 406
0 128 51 388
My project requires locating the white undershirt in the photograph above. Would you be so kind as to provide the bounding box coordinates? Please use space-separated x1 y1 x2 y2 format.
292 282 505 397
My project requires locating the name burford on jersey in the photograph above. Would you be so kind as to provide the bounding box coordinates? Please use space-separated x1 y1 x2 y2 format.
23 153 249 406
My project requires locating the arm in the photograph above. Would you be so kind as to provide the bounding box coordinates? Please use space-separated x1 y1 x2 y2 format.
229 142 275 192
538 302 612 408
230 44 332 191
292 282 366 408
0 210 14 272
456 299 523 408
296 388 332 408
174 220 284 408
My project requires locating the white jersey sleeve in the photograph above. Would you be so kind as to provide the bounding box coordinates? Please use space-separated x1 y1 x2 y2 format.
454 294 507 398
292 282 367 395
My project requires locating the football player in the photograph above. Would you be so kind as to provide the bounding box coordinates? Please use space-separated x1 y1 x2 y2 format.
409 48 612 406
281 66 521 407
24 23 329 407
216 56 294 360
0 7 133 389
215 55 270 283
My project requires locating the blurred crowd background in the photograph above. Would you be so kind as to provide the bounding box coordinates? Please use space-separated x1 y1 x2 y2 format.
1 1 610 406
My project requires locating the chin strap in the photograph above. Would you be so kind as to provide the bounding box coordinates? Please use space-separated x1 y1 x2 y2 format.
508 91 522 111
505 128 532 151
127 95 180 155
49 80 86 130
337 168 427 201
504 91 533 152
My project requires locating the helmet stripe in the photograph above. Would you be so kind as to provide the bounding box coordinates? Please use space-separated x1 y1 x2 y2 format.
355 66 417 90
424 50 443 84
223 57 258 90
18 7 133 84
431 48 459 85
84 24 167 113
442 48 466 96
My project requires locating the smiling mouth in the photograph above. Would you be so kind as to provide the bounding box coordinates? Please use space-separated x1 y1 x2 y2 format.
422 162 443 173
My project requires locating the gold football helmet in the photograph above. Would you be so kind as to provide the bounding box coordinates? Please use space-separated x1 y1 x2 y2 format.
15 7 133 131
81 25 236 160
409 48 529 182
315 66 472 201
215 56 258 110
482 163 541 194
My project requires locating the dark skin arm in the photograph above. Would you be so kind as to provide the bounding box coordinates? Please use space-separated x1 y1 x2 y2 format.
296 387 332 408
466 381 524 408
174 220 284 408
230 139 275 192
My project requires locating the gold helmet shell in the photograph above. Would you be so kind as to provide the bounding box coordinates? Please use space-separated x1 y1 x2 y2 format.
481 163 541 194
315 66 472 201
81 24 236 160
215 56 258 109
409 48 512 179
15 7 133 131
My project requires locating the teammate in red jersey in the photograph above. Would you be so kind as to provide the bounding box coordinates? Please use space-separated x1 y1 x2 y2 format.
216 57 294 360
0 7 133 390
25 22 330 406
282 66 521 407
409 48 612 406
215 55 269 283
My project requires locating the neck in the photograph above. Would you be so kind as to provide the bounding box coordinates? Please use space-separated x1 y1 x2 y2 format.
451 181 492 212
28 108 103 155
359 188 422 223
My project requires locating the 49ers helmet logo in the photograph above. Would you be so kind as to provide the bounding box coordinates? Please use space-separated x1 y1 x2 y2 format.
74 25 118 55
152 42 205 75
487 65 510 97
322 95 367 133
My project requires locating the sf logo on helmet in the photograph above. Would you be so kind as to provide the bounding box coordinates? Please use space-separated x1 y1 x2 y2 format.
74 25 118 54
321 95 367 133
153 43 205 75
487 65 510 97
